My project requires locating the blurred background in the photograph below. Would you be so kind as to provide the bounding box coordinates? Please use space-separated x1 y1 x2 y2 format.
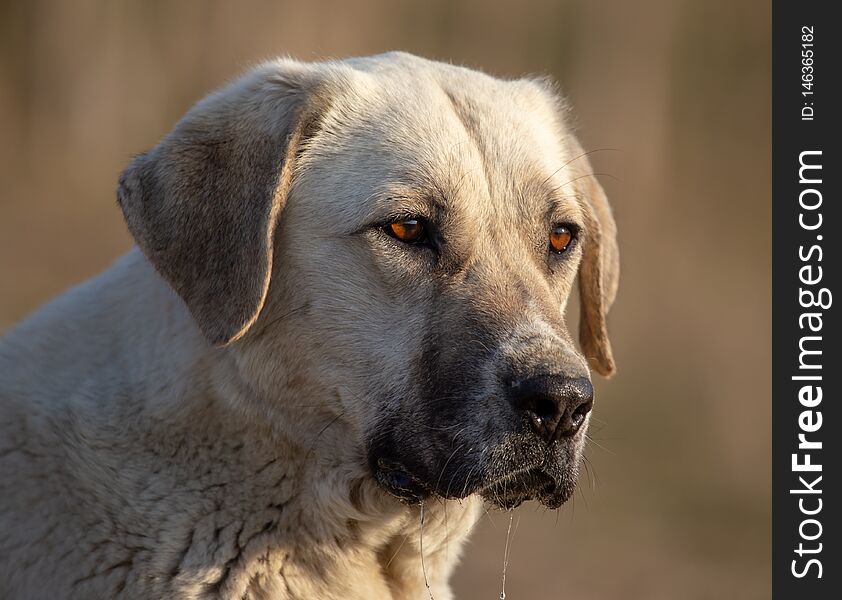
0 1 770 598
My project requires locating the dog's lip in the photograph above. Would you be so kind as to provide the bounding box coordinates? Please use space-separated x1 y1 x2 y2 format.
372 458 570 508
373 459 431 503
478 466 560 509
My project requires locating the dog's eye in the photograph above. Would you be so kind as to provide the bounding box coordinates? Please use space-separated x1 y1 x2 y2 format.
385 219 427 244
549 225 574 253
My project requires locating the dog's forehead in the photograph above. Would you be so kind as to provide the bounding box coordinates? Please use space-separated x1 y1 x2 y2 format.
294 55 584 227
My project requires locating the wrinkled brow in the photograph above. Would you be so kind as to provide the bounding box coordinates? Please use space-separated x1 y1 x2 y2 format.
354 184 449 227
513 171 586 224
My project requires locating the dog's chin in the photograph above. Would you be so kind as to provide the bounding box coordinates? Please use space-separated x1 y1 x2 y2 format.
479 467 576 510
372 457 577 510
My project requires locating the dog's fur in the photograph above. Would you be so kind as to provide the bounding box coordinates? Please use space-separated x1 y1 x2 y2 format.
0 52 618 599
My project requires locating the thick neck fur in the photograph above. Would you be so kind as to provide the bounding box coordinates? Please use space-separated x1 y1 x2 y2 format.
0 250 481 600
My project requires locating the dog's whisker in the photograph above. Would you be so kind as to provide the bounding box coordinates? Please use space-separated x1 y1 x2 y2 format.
548 171 622 198
252 302 309 338
580 455 594 491
480 501 497 528
411 421 466 433
384 534 410 570
294 410 346 484
452 165 483 196
539 147 621 188
456 444 488 501
435 441 466 492
584 433 615 456
459 463 480 501
444 455 473 500
443 496 449 564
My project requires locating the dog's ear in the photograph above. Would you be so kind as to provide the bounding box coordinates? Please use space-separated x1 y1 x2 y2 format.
574 151 620 377
118 62 327 346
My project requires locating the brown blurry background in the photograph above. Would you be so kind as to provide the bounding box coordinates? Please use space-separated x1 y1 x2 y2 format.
0 1 770 598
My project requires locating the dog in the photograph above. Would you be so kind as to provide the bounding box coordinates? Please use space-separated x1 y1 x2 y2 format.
0 52 618 599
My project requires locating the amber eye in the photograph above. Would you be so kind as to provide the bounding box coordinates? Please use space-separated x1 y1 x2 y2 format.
385 219 427 244
549 225 574 253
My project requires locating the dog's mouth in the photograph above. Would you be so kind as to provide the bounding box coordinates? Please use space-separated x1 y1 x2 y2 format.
373 458 573 509
373 459 432 503
478 467 569 509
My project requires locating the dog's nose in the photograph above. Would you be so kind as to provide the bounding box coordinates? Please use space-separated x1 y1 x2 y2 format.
509 375 593 443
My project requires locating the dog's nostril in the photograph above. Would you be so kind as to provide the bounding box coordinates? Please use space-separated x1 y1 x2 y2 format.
531 396 559 424
570 399 593 433
509 375 593 443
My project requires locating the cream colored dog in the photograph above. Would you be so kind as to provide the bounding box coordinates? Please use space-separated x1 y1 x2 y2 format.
0 52 618 599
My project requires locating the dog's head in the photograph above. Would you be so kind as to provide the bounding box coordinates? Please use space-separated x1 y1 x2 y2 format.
118 53 618 509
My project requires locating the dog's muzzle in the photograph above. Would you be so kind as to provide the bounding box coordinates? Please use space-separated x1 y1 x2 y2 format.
369 373 592 508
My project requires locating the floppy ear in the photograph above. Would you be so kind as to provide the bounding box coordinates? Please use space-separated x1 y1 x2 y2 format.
575 153 620 377
117 63 326 346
